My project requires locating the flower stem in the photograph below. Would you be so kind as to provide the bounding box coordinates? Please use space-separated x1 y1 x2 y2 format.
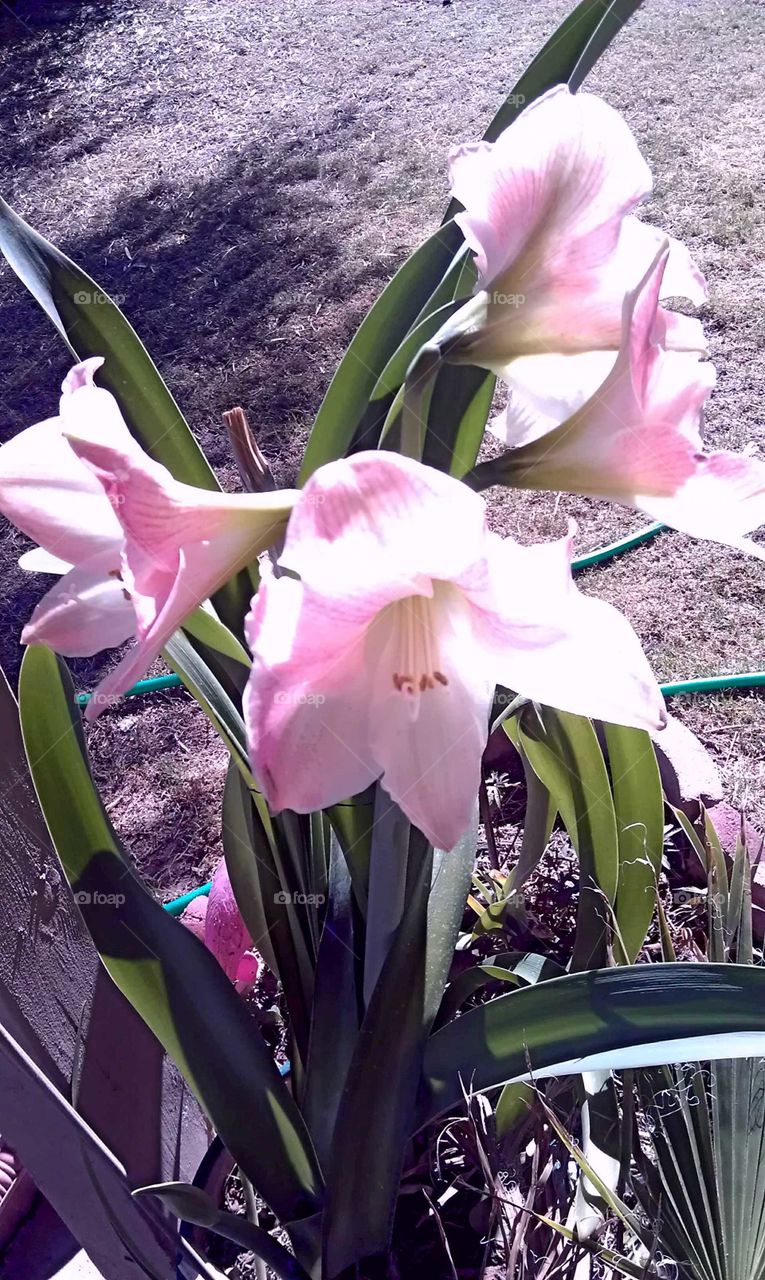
401 343 442 462
363 795 411 1007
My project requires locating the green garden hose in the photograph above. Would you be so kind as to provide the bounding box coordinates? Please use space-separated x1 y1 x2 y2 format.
75 516 764 915
80 522 670 709
163 880 213 916
571 520 666 570
76 521 765 711
77 672 181 706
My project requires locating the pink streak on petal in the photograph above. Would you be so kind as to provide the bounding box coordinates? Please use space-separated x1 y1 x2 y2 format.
67 436 296 585
282 450 489 599
641 450 765 556
449 85 652 353
64 435 295 716
366 587 493 849
501 248 720 521
450 87 651 292
81 546 204 717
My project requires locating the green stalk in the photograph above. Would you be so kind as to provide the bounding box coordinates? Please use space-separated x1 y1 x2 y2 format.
363 797 411 1007
400 344 442 461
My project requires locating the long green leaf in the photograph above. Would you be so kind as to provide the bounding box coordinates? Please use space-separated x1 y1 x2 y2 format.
421 963 765 1125
503 718 556 894
483 0 642 143
423 819 478 1025
326 787 377 915
422 365 496 478
517 708 618 969
19 646 323 1228
299 222 463 481
322 816 475 1275
605 724 663 963
323 847 433 1277
441 0 643 221
303 834 362 1169
135 1183 310 1280
221 763 315 1065
164 630 252 780
568 0 644 93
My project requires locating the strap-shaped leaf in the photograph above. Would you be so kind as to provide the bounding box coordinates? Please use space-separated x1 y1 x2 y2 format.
322 816 476 1276
19 645 323 1229
299 222 463 481
164 630 253 781
502 717 557 894
449 0 643 161
221 763 315 1067
435 951 562 1031
326 787 377 915
322 846 433 1277
568 0 644 93
421 964 765 1125
302 834 362 1169
422 364 496 478
136 1182 310 1280
515 708 619 970
605 724 663 963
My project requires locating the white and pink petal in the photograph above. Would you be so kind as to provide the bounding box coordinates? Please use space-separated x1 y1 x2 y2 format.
21 548 135 658
450 86 652 298
281 451 490 600
366 585 494 849
244 572 380 812
0 418 123 564
470 534 665 732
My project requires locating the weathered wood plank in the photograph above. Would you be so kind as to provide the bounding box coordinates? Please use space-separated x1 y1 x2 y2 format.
0 668 209 1273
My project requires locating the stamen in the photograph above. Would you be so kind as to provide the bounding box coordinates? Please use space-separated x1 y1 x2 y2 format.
391 592 448 700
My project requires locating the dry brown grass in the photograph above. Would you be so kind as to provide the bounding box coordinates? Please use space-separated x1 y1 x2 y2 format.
0 0 764 889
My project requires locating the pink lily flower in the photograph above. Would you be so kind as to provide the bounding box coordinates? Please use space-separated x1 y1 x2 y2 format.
0 358 298 712
244 451 665 851
436 85 706 405
488 246 765 557
65 430 299 719
0 359 137 655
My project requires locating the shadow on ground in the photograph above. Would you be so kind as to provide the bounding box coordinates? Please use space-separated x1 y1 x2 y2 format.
0 109 385 683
